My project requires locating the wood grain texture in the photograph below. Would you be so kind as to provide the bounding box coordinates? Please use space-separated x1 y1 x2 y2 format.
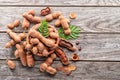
0 0 120 6
1 33 120 61
0 61 120 80
1 7 120 32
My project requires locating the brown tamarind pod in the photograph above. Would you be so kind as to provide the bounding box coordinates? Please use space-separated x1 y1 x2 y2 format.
7 29 21 42
45 14 53 22
46 66 57 75
14 50 19 59
59 39 76 51
64 28 71 35
40 7 51 16
55 47 69 65
59 15 64 20
60 19 69 30
28 9 35 16
49 32 59 39
30 38 39 45
7 59 16 69
54 19 61 27
23 12 41 23
42 49 50 57
22 18 30 30
39 63 48 72
37 41 45 52
26 52 34 67
52 11 62 19
50 53 57 60
7 19 20 29
5 40 15 48
44 57 53 66
16 44 27 66
19 33 26 39
32 46 38 55
5 33 26 48
29 29 55 48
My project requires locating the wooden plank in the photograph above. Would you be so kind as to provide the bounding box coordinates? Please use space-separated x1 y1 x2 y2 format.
0 0 120 6
1 33 120 61
0 60 120 80
1 7 120 32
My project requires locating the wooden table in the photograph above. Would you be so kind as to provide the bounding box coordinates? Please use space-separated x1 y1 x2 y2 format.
1 0 120 80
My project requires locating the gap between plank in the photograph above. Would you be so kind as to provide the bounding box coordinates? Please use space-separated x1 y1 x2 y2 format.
0 5 120 7
1 59 120 62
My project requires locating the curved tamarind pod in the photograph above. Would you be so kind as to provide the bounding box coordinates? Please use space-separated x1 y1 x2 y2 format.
55 47 69 65
39 63 48 72
46 66 57 75
7 59 16 69
5 33 26 48
26 51 34 67
30 38 39 45
59 39 76 51
23 12 41 23
32 46 38 55
7 19 20 29
22 18 30 30
14 50 19 59
7 29 21 42
29 29 55 48
16 44 27 66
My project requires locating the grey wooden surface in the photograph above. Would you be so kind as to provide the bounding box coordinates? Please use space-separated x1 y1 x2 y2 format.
1 0 120 80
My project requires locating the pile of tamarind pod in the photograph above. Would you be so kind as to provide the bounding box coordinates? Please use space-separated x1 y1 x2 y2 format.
5 7 77 75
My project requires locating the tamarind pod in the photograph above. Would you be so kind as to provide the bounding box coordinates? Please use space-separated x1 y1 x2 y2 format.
14 50 19 59
30 38 39 45
5 33 26 48
33 16 41 23
44 57 53 66
16 44 27 66
45 14 53 22
49 32 59 39
23 12 41 23
7 59 16 69
7 29 21 42
26 52 34 67
19 33 26 40
32 46 38 55
7 19 20 29
59 39 76 51
36 52 43 57
29 30 55 48
55 47 69 65
42 49 50 57
64 28 71 35
48 28 54 32
54 19 61 27
28 9 35 16
50 53 57 60
60 19 69 30
52 11 62 19
5 40 15 48
37 41 45 52
46 66 57 75
59 15 64 20
39 63 48 72
22 18 30 30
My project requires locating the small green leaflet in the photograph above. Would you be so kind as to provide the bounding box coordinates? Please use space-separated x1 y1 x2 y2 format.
38 20 49 37
58 25 81 40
